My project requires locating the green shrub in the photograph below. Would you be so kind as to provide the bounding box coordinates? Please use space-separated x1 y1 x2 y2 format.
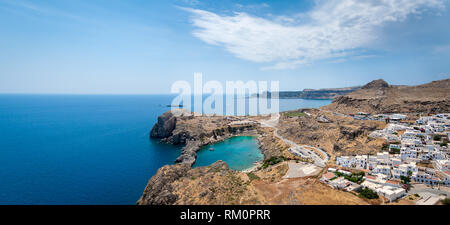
262 156 286 169
441 198 450 205
247 172 260 181
359 187 379 199
284 112 307 118
334 171 364 183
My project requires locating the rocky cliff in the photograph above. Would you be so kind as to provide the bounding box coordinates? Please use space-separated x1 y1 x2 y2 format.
322 79 450 114
140 111 384 205
150 110 259 166
137 161 253 205
137 159 370 205
150 111 177 139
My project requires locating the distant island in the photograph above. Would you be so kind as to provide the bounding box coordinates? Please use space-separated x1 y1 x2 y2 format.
252 86 361 100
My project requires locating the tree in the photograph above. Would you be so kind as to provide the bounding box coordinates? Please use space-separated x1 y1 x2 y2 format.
359 187 379 199
400 175 410 184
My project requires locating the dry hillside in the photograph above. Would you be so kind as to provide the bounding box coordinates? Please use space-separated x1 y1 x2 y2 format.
322 79 450 114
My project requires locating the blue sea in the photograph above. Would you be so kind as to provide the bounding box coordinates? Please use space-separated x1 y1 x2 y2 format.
194 136 263 171
0 95 331 205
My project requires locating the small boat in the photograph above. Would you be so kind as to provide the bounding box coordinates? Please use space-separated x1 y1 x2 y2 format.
209 148 214 151
166 104 184 108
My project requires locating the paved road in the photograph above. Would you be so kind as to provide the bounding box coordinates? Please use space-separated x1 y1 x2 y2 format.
409 184 450 197
260 113 329 168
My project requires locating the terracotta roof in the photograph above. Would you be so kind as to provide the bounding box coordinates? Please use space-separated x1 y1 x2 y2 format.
323 172 336 180
365 175 377 180
386 180 401 185
359 169 370 173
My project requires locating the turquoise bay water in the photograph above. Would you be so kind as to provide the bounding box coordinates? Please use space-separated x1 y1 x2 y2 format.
193 136 263 171
0 95 331 204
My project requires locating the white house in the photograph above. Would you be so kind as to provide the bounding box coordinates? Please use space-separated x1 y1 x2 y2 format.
392 162 418 179
373 165 391 178
389 114 407 121
336 156 353 168
443 172 450 186
378 186 406 202
361 180 406 202
354 155 367 169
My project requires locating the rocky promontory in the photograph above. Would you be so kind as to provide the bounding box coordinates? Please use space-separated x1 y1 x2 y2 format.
139 110 387 205
150 109 259 166
150 111 177 139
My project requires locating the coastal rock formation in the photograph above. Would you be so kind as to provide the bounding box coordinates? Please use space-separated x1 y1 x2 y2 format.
137 161 252 205
322 79 450 114
150 111 177 138
137 159 370 205
137 163 190 205
174 140 200 166
141 110 389 205
150 112 259 165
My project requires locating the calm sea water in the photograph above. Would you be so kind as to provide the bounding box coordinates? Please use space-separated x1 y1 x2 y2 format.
0 95 331 205
193 136 263 171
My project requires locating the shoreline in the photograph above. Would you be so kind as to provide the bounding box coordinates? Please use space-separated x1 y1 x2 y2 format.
193 135 264 172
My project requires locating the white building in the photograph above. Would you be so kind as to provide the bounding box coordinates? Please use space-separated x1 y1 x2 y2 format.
361 180 406 202
336 156 353 168
392 162 418 179
354 155 367 169
435 159 450 172
373 165 391 178
389 114 407 121
443 172 450 186
412 171 442 185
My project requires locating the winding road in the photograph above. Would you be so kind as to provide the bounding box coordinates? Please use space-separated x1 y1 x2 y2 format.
259 113 329 168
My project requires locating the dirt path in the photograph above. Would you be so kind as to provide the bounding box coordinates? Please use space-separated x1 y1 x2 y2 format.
259 113 329 167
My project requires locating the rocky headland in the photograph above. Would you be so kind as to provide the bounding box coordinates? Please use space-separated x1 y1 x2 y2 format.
138 108 383 205
150 110 262 166
138 79 449 205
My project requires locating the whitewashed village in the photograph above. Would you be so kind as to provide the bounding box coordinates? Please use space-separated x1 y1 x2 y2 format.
322 113 450 204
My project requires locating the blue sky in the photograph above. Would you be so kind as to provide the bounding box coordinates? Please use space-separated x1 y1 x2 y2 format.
0 0 449 94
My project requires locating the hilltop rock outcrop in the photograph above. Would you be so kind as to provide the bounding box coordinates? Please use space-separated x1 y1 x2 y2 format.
361 79 389 89
322 79 450 114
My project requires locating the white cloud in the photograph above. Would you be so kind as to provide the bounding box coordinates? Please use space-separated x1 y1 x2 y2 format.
184 0 445 69
235 3 270 10
182 0 200 6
